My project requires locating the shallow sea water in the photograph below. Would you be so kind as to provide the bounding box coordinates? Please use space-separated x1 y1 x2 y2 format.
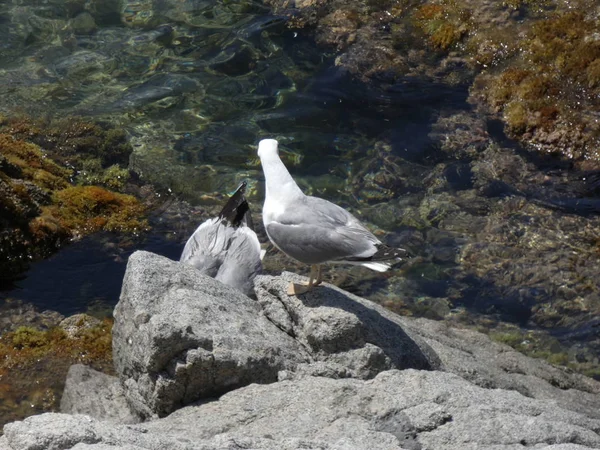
1 0 599 383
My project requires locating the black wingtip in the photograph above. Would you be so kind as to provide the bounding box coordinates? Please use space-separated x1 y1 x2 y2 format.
218 181 250 227
346 244 410 264
370 244 411 261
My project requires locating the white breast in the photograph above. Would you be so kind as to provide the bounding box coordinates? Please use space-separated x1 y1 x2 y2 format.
262 195 286 226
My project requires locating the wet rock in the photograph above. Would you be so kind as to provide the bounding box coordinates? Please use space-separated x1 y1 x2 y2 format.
0 299 65 334
60 364 140 424
53 50 111 79
349 142 425 204
121 0 160 29
209 44 257 76
70 12 97 34
85 0 121 26
59 314 102 338
100 74 200 113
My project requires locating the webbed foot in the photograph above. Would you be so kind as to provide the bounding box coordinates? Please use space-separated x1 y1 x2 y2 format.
287 282 311 296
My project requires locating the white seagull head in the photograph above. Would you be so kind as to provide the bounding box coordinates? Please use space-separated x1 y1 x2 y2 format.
257 138 279 159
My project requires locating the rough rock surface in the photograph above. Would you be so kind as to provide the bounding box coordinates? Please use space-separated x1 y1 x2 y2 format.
112 251 310 419
2 250 600 449
113 251 442 418
109 251 600 421
255 271 599 419
60 364 139 424
3 369 600 450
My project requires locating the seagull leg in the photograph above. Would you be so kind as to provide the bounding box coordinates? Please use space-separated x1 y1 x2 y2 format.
314 265 323 286
287 265 319 295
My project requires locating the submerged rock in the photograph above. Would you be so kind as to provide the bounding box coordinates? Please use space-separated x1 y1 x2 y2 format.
52 50 112 79
95 74 200 113
69 12 97 35
265 0 600 163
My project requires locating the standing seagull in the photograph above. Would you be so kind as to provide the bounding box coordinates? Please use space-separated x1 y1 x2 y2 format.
180 181 262 296
257 139 408 295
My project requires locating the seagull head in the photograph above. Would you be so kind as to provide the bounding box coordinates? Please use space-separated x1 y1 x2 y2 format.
257 139 279 159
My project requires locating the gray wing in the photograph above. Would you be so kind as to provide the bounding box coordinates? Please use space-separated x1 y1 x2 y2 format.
181 218 262 295
266 196 380 265
180 218 225 277
215 227 263 296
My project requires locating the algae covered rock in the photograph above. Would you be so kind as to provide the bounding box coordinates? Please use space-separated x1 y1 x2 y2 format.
266 0 600 163
0 116 147 283
0 316 113 431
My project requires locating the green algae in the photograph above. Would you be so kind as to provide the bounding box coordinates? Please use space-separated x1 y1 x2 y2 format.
473 7 600 163
0 116 147 283
0 320 113 365
48 185 147 235
0 133 71 191
0 116 133 169
0 319 113 430
413 1 472 50
267 0 600 162
76 160 130 190
488 326 594 374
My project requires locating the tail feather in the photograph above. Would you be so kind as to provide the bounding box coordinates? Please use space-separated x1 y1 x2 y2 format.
219 181 249 227
359 261 391 272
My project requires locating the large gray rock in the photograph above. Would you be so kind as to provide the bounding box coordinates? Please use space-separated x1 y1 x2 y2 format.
255 271 600 419
113 252 443 418
4 251 600 449
114 252 599 420
60 364 140 424
112 251 310 418
3 370 600 450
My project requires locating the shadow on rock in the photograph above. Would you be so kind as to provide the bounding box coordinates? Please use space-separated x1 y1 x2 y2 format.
254 272 442 380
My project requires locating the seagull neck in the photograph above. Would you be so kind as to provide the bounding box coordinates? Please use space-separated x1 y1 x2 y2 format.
261 154 303 200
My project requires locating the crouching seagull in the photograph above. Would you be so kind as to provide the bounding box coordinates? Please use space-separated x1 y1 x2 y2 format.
180 181 263 296
257 138 409 295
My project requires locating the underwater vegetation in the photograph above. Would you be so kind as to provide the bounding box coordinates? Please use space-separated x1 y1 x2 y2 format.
0 319 112 371
45 186 147 236
267 0 600 163
1 116 133 182
475 9 600 164
413 1 472 51
0 116 148 283
0 316 113 430
488 325 600 380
